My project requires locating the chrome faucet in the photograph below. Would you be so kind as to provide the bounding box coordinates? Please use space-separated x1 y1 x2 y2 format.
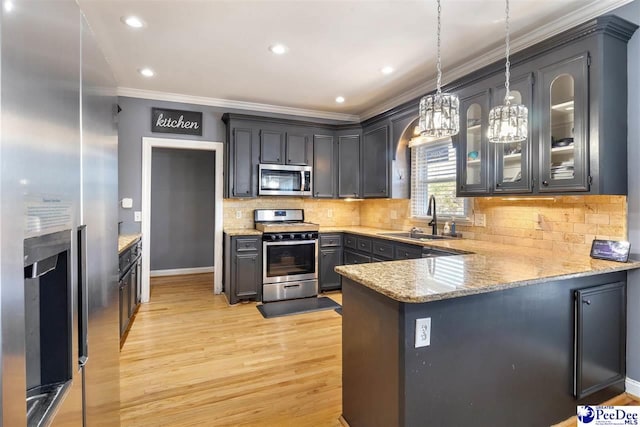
426 195 437 235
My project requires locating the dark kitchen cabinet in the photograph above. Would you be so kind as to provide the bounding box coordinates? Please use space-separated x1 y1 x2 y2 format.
456 84 492 196
260 129 285 164
574 281 625 399
313 134 336 198
286 133 309 165
492 73 534 193
230 127 254 197
344 250 371 265
452 16 635 196
223 234 262 304
362 124 390 198
319 233 343 291
538 53 590 193
337 134 361 198
119 237 142 346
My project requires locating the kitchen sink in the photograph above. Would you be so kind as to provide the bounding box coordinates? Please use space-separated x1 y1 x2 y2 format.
380 232 452 241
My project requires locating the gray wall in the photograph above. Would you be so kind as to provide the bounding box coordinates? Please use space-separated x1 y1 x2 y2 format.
612 0 640 381
117 96 349 234
150 148 215 271
117 96 225 234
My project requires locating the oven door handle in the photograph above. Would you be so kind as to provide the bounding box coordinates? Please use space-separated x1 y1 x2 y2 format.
263 239 317 247
283 284 301 289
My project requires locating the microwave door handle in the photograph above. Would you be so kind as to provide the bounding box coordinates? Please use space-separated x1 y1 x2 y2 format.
301 171 306 192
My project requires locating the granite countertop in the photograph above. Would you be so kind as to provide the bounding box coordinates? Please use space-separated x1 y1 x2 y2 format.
118 234 142 254
330 226 640 303
224 228 263 236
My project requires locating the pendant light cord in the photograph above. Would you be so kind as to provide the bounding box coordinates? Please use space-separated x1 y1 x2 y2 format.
504 0 511 105
436 0 442 96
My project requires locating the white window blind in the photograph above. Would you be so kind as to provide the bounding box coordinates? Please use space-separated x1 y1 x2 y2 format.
411 140 467 218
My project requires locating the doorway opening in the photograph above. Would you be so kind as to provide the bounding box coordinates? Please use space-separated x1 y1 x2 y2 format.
141 138 223 303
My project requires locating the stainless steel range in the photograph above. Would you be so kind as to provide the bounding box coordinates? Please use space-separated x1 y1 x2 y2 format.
255 209 319 302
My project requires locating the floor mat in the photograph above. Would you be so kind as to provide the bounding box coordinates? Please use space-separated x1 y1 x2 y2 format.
257 297 341 319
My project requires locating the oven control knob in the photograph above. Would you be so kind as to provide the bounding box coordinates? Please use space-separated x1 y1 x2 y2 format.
290 234 295 239
305 233 311 239
277 234 284 240
269 235 277 241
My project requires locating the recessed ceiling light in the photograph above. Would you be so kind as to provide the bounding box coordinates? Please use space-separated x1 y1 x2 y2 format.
138 68 155 78
269 44 288 55
4 0 14 12
121 15 145 28
381 66 394 75
335 96 345 104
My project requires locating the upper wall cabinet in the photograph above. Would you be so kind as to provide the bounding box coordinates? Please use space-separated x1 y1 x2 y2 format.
492 73 534 194
313 134 336 198
456 85 492 196
337 132 361 198
362 124 390 198
259 129 284 164
538 54 589 193
451 15 637 196
286 132 310 165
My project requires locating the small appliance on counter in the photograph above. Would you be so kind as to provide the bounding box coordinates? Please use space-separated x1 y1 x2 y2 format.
254 209 319 302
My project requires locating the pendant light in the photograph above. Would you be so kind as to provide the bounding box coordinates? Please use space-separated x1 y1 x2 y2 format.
419 0 459 138
488 0 528 143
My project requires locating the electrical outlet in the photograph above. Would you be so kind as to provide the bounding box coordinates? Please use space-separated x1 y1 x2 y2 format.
474 213 486 227
327 209 333 218
134 211 142 222
415 318 431 348
390 210 398 220
235 211 242 219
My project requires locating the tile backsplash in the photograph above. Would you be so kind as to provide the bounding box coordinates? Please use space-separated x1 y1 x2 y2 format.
223 197 361 229
359 195 627 254
224 195 626 255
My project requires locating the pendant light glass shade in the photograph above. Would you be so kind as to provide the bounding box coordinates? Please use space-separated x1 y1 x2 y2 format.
488 0 528 143
418 0 459 138
419 93 459 138
488 103 528 143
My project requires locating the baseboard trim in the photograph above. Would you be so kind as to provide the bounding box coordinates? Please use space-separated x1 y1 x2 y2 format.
150 266 214 277
338 415 350 427
626 377 640 398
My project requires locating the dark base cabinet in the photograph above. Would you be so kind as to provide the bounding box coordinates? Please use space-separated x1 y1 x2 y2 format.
223 233 262 304
341 271 627 427
119 237 142 347
319 234 343 292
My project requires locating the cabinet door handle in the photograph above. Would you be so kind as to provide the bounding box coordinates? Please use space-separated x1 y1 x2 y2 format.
496 183 501 188
322 253 327 257
582 299 591 305
542 181 549 186
277 158 280 162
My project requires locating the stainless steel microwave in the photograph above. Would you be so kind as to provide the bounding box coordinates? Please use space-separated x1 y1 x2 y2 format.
258 164 312 196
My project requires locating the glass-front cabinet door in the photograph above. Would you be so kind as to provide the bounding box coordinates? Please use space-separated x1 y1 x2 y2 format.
492 73 534 193
457 88 491 196
538 53 589 192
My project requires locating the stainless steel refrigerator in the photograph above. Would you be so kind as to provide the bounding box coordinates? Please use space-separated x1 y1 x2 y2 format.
1 2 120 425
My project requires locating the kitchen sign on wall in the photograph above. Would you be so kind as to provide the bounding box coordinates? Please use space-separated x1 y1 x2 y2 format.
151 107 203 136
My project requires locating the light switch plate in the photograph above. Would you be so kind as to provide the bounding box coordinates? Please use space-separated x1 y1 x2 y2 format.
121 198 133 209
390 210 398 220
474 213 486 227
134 211 142 222
415 318 431 348
327 209 333 218
235 211 242 219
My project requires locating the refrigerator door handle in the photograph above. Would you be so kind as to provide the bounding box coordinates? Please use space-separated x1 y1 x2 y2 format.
77 225 89 366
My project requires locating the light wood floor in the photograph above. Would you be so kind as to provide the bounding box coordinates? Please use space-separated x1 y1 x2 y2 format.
119 273 343 426
121 273 639 427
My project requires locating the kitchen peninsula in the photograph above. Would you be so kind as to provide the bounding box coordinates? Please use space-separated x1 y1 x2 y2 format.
336 239 640 427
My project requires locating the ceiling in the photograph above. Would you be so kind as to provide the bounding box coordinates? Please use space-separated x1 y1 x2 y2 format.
78 0 632 121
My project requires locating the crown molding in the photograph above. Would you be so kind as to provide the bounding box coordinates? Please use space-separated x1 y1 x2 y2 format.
358 0 635 121
117 87 361 123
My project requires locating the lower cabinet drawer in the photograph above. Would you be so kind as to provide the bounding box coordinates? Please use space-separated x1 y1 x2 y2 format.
372 240 394 260
394 244 423 260
344 234 358 250
344 250 371 265
235 237 259 252
356 238 372 253
262 280 318 302
320 234 343 248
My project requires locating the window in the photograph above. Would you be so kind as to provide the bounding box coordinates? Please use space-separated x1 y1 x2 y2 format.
411 139 468 219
